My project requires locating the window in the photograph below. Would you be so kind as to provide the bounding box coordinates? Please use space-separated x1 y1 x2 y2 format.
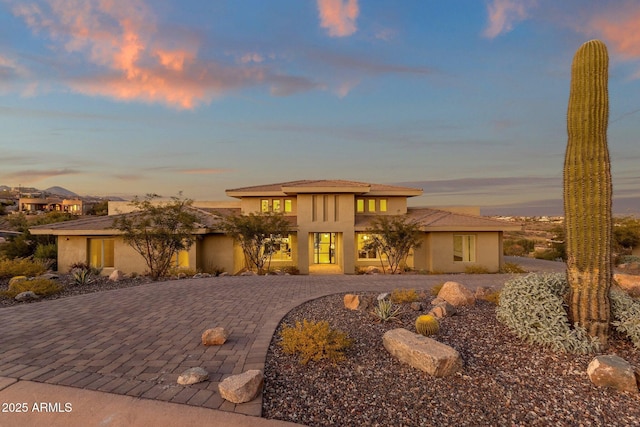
368 199 376 212
453 235 476 262
284 199 292 213
379 199 387 212
171 250 190 268
273 199 281 212
357 233 380 259
356 199 364 213
88 238 114 268
261 199 269 212
265 235 292 261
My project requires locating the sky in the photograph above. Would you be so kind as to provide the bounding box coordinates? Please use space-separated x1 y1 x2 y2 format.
1 0 639 216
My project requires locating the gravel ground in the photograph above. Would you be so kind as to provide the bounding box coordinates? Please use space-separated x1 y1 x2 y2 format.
262 291 640 427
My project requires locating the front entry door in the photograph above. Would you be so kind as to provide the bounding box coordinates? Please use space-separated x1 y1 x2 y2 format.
313 233 335 264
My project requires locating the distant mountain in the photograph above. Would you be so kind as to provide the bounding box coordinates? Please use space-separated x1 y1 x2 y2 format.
44 186 79 198
0 185 10 192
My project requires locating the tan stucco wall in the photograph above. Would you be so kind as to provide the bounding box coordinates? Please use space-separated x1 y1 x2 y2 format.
424 231 503 273
198 235 235 274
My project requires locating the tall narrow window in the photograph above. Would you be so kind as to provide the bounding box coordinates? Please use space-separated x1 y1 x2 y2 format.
261 199 269 212
273 199 281 212
284 199 292 213
453 235 476 262
356 199 364 213
379 199 387 212
368 199 376 212
172 250 190 268
88 239 114 268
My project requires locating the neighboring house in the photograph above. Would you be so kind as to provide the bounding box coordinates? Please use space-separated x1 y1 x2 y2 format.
30 179 521 275
19 197 94 215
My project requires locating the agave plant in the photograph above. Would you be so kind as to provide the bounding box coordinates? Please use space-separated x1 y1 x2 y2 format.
371 298 402 322
72 268 94 286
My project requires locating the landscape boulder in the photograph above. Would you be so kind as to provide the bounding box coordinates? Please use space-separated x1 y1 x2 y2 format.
410 302 423 311
613 274 640 298
202 327 230 346
429 302 457 319
240 270 256 276
109 270 124 282
382 328 462 377
177 367 209 385
474 286 495 300
587 355 638 394
14 291 39 302
218 370 264 403
344 294 374 311
437 281 476 307
365 266 382 275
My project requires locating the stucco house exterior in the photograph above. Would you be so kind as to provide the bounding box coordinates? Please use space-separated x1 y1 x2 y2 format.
30 179 520 275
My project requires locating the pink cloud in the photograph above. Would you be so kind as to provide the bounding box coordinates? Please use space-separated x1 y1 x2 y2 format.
9 0 267 109
317 0 359 37
179 168 233 175
586 6 640 61
483 0 533 39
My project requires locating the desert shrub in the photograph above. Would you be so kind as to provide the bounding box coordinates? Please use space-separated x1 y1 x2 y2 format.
279 319 352 365
497 273 600 354
390 288 419 303
167 267 197 278
483 291 502 305
34 243 57 262
281 266 300 275
464 265 490 274
72 269 94 286
70 261 102 276
2 278 61 298
500 262 527 274
430 282 445 296
0 257 48 279
610 287 640 348
503 238 535 256
371 299 402 322
533 249 562 261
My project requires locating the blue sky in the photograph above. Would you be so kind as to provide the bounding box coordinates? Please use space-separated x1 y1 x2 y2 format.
1 0 639 215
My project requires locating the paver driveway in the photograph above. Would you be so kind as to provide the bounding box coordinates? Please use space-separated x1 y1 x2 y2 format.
0 261 563 416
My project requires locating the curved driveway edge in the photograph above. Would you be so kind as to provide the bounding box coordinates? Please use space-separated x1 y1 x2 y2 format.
0 258 565 419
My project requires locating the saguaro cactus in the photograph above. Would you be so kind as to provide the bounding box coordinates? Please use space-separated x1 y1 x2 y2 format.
563 39 612 346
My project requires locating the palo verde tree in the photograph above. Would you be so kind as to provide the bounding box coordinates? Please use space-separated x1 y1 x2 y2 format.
219 211 291 274
563 40 612 346
363 215 422 274
112 194 200 280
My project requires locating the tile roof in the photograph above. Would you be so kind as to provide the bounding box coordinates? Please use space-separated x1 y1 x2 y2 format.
226 179 422 194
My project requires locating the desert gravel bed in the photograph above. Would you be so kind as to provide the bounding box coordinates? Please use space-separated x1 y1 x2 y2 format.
263 292 640 427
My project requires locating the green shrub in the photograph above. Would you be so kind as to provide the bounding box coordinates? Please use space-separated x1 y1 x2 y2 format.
616 255 640 266
371 299 402 322
500 262 527 274
390 288 419 303
0 258 48 279
533 249 562 261
2 278 62 298
279 319 352 365
610 287 640 348
496 273 600 354
464 265 490 274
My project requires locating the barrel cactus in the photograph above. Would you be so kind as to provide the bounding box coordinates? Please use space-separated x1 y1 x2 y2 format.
563 39 612 346
415 314 439 336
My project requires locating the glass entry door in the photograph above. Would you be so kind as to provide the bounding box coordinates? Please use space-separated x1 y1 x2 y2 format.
314 233 335 264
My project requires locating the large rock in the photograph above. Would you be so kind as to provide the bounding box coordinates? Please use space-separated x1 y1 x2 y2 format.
177 367 209 385
587 355 638 394
613 274 640 297
344 294 374 311
382 328 462 377
437 281 476 307
218 370 264 403
202 327 229 346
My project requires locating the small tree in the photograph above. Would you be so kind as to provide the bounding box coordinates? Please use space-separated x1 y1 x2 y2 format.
219 211 291 274
112 194 199 280
363 215 422 274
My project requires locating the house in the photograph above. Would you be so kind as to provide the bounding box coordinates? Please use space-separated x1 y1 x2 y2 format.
19 196 94 215
30 179 521 275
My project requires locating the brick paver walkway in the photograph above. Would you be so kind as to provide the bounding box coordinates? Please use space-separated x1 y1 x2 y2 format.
0 268 554 416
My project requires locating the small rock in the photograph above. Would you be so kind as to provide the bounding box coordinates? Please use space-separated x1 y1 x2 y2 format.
613 274 640 298
240 270 256 276
587 355 638 393
377 292 389 301
344 294 360 310
474 286 495 300
37 273 59 280
14 291 39 302
410 302 423 311
437 281 476 306
219 272 230 277
202 327 230 346
218 370 264 403
109 269 124 282
177 367 209 385
365 266 382 275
